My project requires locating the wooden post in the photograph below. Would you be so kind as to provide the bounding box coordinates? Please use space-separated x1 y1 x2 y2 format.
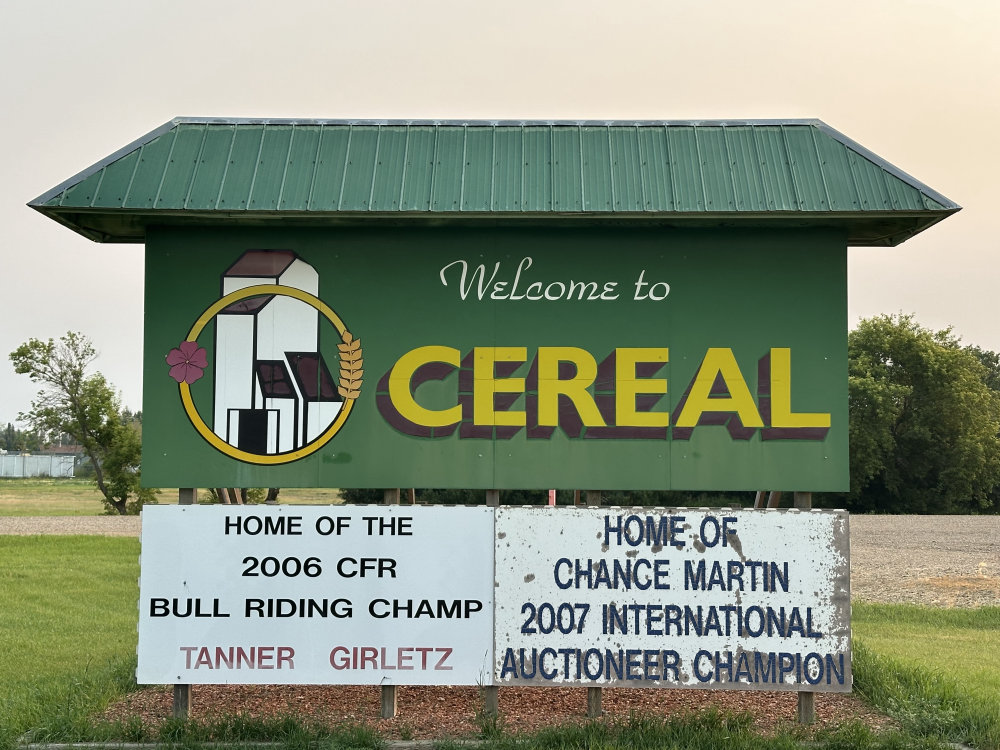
584 491 603 717
793 491 815 724
797 689 815 725
754 491 782 508
380 685 398 720
587 686 603 718
380 488 401 718
172 684 191 720
483 489 500 717
173 488 196 719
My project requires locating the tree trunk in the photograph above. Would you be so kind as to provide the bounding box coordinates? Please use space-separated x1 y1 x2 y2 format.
90 457 126 514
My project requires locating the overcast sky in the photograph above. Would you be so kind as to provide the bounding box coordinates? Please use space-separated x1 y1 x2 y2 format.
1 0 996 426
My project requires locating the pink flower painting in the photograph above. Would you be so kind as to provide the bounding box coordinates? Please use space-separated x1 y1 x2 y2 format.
166 341 208 384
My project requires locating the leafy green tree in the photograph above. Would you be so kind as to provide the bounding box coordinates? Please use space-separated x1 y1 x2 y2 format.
965 344 1000 392
844 314 1000 513
204 487 267 504
9 332 157 514
1 424 41 452
19 429 42 452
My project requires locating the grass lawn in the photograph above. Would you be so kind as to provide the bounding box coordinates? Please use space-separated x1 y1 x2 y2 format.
853 602 1000 749
0 478 109 515
245 487 343 504
0 479 343 516
0 536 139 747
854 602 1000 701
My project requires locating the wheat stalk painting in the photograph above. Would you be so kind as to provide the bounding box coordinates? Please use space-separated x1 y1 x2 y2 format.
337 330 363 400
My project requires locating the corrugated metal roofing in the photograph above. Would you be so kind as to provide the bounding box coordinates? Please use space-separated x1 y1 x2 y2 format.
30 118 959 246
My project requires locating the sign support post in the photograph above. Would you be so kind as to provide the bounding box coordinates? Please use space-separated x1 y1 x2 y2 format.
381 488 401 720
585 490 603 719
794 491 816 725
172 685 191 721
172 487 196 719
483 489 501 718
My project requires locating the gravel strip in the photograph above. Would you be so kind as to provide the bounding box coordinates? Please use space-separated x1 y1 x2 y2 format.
0 515 141 536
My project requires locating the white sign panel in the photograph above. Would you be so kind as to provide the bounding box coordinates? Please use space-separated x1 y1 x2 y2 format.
137 505 494 685
494 507 851 692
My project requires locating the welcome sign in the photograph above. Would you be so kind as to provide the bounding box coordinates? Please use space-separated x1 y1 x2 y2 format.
142 225 847 489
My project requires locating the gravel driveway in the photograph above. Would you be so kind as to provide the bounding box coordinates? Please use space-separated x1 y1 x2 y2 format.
2 512 998 607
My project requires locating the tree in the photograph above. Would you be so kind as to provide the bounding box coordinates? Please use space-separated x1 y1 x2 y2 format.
844 314 1000 513
964 344 1000 392
9 332 157 514
1 423 41 452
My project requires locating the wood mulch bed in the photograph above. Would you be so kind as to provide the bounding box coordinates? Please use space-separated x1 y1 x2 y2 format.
98 683 894 740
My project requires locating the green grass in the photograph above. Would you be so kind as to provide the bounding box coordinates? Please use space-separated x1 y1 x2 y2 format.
0 478 343 516
853 602 1000 749
0 478 110 515
114 715 385 747
50 710 947 750
0 536 140 747
464 713 942 750
253 487 343 504
854 603 1000 699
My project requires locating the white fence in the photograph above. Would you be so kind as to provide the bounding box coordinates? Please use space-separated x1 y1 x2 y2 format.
0 454 75 478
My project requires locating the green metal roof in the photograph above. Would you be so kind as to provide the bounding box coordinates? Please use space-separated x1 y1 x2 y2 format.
30 118 959 246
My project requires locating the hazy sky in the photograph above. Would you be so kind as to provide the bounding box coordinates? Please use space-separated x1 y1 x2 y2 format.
2 0 996 426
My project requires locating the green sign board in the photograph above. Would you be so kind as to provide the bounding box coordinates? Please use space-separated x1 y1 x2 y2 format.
143 225 847 490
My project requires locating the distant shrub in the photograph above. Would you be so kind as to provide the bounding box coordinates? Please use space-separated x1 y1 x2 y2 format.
201 488 268 504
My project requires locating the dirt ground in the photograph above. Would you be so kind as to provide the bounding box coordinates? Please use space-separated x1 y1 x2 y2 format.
6 512 998 739
849 515 1000 608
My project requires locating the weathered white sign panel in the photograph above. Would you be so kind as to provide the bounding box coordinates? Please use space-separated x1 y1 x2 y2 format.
137 505 495 685
138 505 849 691
494 508 851 692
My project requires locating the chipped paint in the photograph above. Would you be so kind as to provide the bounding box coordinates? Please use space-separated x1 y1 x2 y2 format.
494 507 851 692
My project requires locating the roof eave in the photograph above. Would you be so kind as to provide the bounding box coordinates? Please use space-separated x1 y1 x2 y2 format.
31 205 960 247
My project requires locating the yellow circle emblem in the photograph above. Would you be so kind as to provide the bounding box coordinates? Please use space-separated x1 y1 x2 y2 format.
173 284 360 465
